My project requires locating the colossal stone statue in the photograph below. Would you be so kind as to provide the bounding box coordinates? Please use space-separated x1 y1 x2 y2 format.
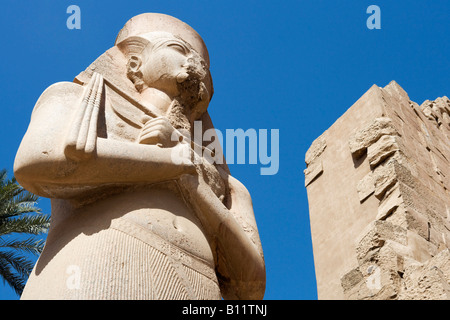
14 13 265 300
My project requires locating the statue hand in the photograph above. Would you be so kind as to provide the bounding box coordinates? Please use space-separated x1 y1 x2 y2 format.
138 116 183 147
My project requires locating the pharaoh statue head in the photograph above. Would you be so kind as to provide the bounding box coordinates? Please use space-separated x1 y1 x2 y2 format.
115 13 214 123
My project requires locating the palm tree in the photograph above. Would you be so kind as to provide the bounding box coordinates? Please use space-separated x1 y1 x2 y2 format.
0 169 50 296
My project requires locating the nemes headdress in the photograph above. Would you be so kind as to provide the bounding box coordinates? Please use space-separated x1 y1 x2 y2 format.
115 13 210 68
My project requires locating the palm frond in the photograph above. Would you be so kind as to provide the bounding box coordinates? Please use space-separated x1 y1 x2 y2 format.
0 181 40 220
0 250 34 295
11 190 39 206
0 261 26 296
0 237 46 255
0 169 7 185
0 251 34 278
0 214 50 237
0 169 48 297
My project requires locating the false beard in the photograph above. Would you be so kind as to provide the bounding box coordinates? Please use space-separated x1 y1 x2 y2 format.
167 69 209 133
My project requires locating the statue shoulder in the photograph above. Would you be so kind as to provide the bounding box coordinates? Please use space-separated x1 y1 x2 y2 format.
31 81 84 117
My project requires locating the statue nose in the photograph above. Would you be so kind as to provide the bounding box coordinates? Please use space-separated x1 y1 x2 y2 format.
183 55 208 80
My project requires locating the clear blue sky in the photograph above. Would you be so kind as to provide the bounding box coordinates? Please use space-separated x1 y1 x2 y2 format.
0 0 449 300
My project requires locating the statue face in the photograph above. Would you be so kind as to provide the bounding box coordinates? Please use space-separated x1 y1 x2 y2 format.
139 37 208 99
123 33 212 120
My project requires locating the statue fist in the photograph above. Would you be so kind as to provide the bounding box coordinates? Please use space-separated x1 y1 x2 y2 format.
138 116 183 147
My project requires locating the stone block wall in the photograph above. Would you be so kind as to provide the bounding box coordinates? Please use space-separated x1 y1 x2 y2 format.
305 81 450 299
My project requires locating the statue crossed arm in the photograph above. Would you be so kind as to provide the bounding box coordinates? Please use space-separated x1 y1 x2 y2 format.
14 13 265 300
14 75 196 196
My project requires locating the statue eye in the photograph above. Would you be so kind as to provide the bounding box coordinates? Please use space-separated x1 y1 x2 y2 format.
168 43 186 54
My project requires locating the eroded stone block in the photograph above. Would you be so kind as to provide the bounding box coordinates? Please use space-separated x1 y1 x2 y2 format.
373 160 398 199
399 249 450 300
386 206 430 240
407 231 438 263
346 265 402 300
305 135 327 165
356 220 407 262
356 172 374 202
367 135 402 168
376 186 403 220
341 268 364 293
349 117 398 158
304 160 323 187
